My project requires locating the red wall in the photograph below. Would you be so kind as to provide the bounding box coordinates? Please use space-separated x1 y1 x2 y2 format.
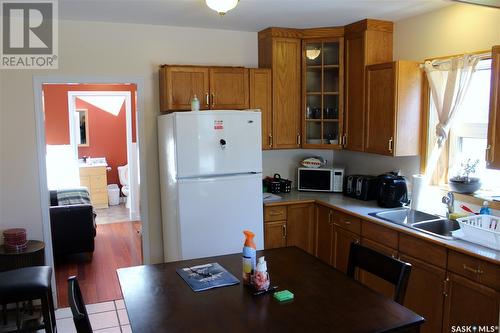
43 83 137 144
43 83 137 185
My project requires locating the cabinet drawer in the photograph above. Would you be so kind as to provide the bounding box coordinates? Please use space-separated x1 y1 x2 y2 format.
79 176 90 190
90 175 107 188
333 211 361 234
399 233 447 269
361 221 398 249
91 192 108 206
80 166 107 176
264 206 287 222
447 251 500 290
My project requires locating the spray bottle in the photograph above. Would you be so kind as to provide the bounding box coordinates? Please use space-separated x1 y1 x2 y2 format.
242 230 256 285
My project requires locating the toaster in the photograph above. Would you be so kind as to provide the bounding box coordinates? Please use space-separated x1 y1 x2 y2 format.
344 175 378 201
377 173 409 208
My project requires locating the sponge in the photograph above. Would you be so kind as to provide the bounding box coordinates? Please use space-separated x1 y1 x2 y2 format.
449 212 470 220
273 290 294 302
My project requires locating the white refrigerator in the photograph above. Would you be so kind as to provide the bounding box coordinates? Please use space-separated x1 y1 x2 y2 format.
158 111 264 262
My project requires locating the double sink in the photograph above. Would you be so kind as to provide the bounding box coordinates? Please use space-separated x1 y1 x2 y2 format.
369 208 460 240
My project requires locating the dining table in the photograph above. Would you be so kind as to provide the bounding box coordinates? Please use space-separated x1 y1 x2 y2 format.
117 246 424 333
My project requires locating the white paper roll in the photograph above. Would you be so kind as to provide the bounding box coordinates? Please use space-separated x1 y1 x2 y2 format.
411 174 426 211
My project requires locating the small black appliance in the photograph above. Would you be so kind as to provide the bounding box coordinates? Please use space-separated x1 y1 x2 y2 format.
377 173 409 208
344 175 378 201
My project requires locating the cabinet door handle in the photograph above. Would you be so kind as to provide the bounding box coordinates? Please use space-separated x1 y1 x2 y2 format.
443 277 449 296
486 145 492 163
388 137 393 153
343 220 352 225
342 134 347 147
462 264 484 275
328 210 333 226
211 93 215 107
269 134 273 148
282 224 287 238
205 93 210 106
268 211 282 216
297 134 301 145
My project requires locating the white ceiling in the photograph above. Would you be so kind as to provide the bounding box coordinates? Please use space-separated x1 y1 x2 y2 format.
59 0 454 32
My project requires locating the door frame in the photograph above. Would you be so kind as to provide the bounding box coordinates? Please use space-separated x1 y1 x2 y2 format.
33 76 149 306
66 90 140 218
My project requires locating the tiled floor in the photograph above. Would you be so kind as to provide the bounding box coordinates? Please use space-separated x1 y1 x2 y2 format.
52 299 131 333
95 203 132 224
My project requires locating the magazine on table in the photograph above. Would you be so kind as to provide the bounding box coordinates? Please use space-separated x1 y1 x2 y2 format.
176 262 240 292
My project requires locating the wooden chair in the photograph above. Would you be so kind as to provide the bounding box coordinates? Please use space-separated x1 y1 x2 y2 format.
347 242 412 304
68 276 93 333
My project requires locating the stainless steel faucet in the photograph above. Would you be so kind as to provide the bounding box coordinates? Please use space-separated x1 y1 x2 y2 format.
442 192 455 218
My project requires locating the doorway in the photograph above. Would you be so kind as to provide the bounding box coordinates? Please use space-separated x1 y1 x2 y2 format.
33 78 148 308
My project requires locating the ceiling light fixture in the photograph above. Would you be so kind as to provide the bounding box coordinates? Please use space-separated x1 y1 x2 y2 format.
306 48 321 60
206 0 239 15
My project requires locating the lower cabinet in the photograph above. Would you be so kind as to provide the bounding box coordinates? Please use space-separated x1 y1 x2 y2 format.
360 238 397 300
286 203 316 255
264 220 286 249
443 272 500 332
315 205 360 272
316 204 334 265
399 254 446 333
79 166 108 209
333 226 359 274
263 203 316 254
264 202 500 333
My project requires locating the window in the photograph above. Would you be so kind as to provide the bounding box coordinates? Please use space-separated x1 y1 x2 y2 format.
427 58 500 193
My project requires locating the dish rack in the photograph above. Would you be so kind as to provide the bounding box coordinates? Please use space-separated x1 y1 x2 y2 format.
452 215 500 250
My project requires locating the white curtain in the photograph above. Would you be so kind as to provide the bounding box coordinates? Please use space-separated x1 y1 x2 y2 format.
423 55 479 180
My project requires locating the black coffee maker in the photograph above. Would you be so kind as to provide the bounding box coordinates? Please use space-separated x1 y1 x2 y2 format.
377 172 409 208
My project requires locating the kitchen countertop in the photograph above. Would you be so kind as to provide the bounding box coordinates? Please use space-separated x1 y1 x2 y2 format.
264 190 500 264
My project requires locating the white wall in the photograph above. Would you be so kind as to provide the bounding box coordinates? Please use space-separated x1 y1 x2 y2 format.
332 150 420 179
394 3 500 61
263 149 334 184
0 20 257 261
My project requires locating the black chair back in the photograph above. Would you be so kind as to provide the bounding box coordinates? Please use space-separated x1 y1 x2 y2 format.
68 276 93 333
347 242 411 304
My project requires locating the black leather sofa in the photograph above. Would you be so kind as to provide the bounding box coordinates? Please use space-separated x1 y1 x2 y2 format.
49 189 97 258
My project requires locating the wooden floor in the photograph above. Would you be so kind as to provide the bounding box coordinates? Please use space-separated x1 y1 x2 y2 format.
55 221 142 307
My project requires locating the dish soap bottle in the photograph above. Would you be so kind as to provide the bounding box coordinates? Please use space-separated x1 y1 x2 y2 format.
242 230 256 285
480 201 491 215
252 256 270 291
191 95 200 111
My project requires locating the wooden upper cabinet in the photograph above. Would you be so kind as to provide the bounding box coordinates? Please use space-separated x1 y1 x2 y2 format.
159 66 249 112
344 19 393 152
273 38 302 148
160 66 210 112
249 68 272 150
302 38 344 149
209 67 249 109
487 45 500 169
365 61 422 156
259 29 302 149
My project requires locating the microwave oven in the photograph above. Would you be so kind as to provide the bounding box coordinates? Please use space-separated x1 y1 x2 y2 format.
297 167 345 192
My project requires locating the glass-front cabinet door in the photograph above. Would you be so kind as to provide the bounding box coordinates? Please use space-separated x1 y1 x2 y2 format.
303 39 343 148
